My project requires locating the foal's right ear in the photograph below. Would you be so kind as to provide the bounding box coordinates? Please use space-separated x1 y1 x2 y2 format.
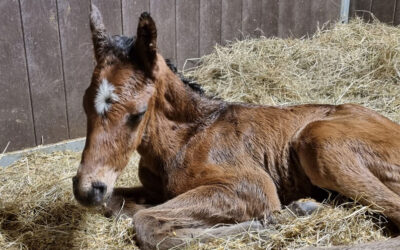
131 12 158 78
90 5 110 63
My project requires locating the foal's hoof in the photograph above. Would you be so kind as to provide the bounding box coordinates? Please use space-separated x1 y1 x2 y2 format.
102 195 147 218
286 199 322 216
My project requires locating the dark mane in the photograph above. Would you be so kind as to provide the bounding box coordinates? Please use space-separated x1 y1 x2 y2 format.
165 59 205 95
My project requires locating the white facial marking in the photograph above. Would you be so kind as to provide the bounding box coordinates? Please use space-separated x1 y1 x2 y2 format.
95 79 119 115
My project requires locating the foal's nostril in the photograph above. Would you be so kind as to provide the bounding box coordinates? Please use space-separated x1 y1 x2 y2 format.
72 176 78 185
91 181 107 200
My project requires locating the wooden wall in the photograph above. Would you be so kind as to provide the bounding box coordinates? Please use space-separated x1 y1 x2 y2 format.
0 0 396 151
350 0 400 24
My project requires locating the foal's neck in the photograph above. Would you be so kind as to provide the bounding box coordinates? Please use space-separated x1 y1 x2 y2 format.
138 60 224 160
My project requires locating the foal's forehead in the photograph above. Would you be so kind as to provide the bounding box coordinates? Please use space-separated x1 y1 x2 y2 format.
108 35 135 61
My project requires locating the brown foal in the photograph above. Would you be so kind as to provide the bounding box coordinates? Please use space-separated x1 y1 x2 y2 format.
72 6 400 249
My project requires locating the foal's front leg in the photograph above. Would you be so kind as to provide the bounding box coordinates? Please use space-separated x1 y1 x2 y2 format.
103 186 155 217
104 165 164 217
133 176 281 250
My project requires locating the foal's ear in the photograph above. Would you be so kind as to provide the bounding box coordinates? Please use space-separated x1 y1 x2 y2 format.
90 5 110 63
131 12 158 78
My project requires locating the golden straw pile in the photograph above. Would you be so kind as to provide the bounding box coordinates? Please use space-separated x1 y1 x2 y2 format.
1 18 400 249
185 19 400 123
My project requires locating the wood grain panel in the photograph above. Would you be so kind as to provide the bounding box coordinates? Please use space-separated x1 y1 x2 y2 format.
293 0 312 37
58 0 93 138
242 0 263 37
92 0 122 35
20 0 68 145
150 0 176 63
350 0 373 21
262 0 279 37
394 0 400 25
278 0 295 38
371 0 396 24
0 0 36 151
221 0 242 43
310 0 340 33
176 0 200 70
122 0 149 36
324 0 341 23
200 0 222 55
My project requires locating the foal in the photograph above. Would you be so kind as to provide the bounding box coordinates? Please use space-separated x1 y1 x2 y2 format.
73 6 400 249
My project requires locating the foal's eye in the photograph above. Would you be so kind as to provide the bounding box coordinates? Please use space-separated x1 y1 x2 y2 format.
127 111 145 127
105 97 112 104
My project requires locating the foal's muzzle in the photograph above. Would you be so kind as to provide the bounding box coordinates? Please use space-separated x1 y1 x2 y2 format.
72 176 108 206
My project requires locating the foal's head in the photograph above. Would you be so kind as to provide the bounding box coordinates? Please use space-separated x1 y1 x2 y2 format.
73 6 163 206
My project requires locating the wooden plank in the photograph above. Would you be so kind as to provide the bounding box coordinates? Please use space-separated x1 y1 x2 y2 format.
278 0 295 38
200 0 222 56
150 0 176 63
242 0 263 37
20 0 69 145
221 0 242 43
310 0 340 33
261 0 279 37
293 0 312 37
176 0 200 70
57 0 93 139
310 0 326 33
92 0 122 35
122 0 149 36
371 0 396 24
349 0 373 22
0 0 36 151
324 0 341 24
394 0 400 25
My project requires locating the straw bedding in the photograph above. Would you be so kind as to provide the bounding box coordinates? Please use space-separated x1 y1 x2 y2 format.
1 19 399 249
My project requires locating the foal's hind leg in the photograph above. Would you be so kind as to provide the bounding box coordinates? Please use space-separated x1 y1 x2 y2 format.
133 175 281 250
294 123 400 227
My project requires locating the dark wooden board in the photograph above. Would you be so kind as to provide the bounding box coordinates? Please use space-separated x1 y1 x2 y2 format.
309 0 340 34
371 0 396 24
324 0 341 23
242 0 263 37
122 0 150 36
57 0 93 139
293 0 312 37
262 0 279 37
0 0 36 151
176 0 200 70
92 0 122 35
20 0 69 145
150 0 176 63
350 0 373 21
310 0 326 32
221 0 242 43
200 0 222 55
395 0 400 25
278 0 296 38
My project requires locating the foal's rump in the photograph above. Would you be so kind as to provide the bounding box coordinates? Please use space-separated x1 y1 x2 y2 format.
293 103 400 227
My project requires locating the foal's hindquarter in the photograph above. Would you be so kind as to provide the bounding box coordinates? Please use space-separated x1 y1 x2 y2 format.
114 65 400 248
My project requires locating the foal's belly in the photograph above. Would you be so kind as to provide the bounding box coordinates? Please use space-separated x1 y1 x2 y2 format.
264 149 329 205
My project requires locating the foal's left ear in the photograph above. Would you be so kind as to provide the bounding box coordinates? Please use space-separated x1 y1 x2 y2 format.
131 12 158 78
